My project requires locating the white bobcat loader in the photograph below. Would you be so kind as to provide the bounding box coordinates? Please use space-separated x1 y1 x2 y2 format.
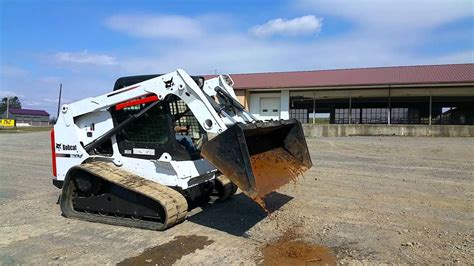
51 69 312 230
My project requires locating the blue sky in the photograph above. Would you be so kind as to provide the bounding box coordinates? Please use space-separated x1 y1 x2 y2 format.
1 0 473 117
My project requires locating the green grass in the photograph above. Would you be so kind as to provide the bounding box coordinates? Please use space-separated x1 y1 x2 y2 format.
0 126 52 133
309 118 330 124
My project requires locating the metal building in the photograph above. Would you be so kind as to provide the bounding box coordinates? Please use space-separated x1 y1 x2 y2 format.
0 108 50 126
228 64 474 126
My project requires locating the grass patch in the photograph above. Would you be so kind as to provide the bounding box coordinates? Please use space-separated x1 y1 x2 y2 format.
308 118 330 124
0 126 52 133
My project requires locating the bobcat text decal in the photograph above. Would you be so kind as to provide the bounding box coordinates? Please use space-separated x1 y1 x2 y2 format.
55 143 78 151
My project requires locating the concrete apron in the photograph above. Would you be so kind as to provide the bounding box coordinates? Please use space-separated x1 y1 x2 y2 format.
302 124 474 137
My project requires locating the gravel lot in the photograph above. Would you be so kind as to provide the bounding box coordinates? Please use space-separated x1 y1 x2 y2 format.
0 131 473 264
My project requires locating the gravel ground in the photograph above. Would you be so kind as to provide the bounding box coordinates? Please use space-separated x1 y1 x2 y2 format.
0 131 473 264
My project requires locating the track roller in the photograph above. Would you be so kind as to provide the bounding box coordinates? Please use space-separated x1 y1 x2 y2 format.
214 175 238 201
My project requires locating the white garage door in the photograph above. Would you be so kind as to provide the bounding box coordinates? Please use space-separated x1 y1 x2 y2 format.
260 97 280 120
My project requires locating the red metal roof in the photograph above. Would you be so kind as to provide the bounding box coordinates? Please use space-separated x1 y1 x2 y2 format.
223 64 474 90
8 108 49 116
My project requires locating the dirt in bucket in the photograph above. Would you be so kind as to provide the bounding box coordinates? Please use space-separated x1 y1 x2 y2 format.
250 147 308 209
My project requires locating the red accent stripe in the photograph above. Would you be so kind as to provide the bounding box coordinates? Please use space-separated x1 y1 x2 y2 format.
50 129 57 177
115 95 159 111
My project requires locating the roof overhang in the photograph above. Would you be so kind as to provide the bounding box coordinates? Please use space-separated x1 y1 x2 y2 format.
242 82 474 92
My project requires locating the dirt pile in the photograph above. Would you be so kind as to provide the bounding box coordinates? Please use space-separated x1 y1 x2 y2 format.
260 229 337 265
117 235 213 265
262 241 336 265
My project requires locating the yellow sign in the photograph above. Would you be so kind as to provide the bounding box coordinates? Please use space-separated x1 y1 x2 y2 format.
1 119 16 127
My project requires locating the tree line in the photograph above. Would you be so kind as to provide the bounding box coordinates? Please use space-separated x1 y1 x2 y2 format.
0 96 22 114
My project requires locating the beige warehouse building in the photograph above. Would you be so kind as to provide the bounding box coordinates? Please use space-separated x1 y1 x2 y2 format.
226 64 473 127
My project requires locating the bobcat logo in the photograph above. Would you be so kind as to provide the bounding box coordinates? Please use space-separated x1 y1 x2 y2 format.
164 77 174 88
55 143 77 151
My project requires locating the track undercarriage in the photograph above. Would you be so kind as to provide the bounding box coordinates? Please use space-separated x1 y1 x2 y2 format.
60 160 236 230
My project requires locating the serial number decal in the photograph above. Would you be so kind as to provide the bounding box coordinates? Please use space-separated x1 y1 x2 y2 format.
132 148 155 155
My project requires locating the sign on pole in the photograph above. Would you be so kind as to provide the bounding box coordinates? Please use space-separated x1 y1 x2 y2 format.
1 119 16 127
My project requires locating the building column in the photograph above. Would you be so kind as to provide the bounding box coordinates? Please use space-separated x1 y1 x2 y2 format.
388 87 391 125
280 90 290 119
312 93 316 124
429 95 432 125
245 89 250 110
348 96 352 124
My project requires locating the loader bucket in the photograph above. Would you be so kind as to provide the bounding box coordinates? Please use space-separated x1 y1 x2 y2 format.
201 119 312 200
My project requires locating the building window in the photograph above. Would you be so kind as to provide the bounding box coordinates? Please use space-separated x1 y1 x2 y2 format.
391 108 420 124
362 108 388 124
334 108 361 124
289 109 308 123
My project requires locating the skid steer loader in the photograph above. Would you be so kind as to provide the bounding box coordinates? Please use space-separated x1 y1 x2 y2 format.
51 69 312 230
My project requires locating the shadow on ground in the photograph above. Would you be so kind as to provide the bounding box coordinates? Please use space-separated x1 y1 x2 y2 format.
188 192 293 236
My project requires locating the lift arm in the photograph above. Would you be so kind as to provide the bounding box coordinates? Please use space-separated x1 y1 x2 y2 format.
59 69 230 135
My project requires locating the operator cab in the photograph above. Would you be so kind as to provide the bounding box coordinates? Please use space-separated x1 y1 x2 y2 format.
110 74 207 161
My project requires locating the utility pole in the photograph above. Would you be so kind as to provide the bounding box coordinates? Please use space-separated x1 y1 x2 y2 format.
56 83 62 119
6 96 9 118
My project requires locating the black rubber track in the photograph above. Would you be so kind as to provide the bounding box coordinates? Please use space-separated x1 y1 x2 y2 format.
60 161 188 231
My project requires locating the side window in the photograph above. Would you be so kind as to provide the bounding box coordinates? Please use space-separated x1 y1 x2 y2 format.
119 104 169 144
111 95 201 161
168 96 205 140
112 101 174 159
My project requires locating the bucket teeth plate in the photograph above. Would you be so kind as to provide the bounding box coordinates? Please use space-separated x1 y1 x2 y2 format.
201 119 312 199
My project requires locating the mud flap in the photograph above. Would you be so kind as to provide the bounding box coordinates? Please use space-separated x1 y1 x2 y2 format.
201 119 312 200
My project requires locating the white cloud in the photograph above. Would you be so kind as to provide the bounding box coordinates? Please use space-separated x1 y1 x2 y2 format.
3 4 472 118
0 90 24 98
297 0 473 31
428 50 474 64
39 76 61 84
1 65 29 78
116 27 473 77
288 0 473 67
54 50 117 66
104 15 204 39
43 97 76 104
251 15 322 37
